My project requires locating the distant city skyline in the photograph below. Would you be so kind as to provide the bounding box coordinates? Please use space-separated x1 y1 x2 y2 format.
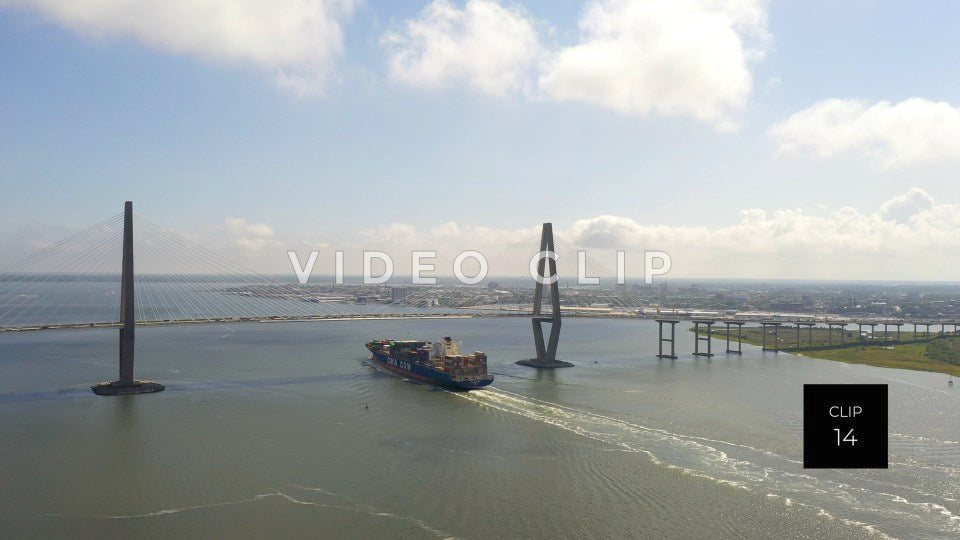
1 1 958 280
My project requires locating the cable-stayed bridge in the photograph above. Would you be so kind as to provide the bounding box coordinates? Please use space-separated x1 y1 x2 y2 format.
0 203 654 392
7 203 956 393
0 211 646 333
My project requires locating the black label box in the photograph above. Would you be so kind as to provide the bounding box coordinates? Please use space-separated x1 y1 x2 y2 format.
803 384 888 468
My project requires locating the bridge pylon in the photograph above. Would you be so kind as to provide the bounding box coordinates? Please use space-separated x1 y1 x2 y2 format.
517 223 573 368
92 201 165 395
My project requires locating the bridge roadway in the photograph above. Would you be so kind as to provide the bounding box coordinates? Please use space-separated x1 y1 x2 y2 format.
641 310 960 327
3 311 958 333
0 312 530 333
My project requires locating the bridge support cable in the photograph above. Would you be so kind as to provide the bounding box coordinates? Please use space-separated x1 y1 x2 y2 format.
0 213 123 329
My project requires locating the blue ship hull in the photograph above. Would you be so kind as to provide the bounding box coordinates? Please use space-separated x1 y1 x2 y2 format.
368 349 493 391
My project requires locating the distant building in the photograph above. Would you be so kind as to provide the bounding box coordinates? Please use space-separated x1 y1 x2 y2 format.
391 287 408 304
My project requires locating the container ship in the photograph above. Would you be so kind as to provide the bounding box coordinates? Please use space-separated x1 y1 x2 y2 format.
365 336 493 390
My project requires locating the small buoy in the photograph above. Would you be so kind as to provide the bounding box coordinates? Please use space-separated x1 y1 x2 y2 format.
364 403 369 409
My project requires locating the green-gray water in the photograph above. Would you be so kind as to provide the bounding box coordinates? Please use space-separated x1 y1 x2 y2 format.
2 318 958 538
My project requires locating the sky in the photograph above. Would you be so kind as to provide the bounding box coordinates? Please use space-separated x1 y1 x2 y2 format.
0 0 958 280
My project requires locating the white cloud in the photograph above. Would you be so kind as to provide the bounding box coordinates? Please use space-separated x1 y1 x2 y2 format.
381 0 543 96
878 188 935 223
770 98 960 168
564 188 960 279
224 218 274 238
7 190 958 280
222 218 275 251
539 0 768 129
429 221 462 236
364 223 419 244
8 0 771 120
262 189 960 279
301 239 332 249
383 0 769 129
1 0 359 94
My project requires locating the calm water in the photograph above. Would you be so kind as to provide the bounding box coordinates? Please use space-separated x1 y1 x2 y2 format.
1 318 958 539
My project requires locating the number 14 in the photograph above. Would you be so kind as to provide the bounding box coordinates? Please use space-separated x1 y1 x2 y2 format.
834 428 857 446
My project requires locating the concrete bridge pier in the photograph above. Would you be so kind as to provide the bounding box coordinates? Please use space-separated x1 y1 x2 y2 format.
856 321 877 342
760 321 781 352
794 321 814 348
724 321 745 354
655 319 679 359
882 322 903 343
692 320 715 357
827 322 848 346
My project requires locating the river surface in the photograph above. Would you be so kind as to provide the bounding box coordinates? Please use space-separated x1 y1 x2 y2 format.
1 318 958 539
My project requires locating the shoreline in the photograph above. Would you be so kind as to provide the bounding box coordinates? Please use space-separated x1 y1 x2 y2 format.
693 327 960 376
